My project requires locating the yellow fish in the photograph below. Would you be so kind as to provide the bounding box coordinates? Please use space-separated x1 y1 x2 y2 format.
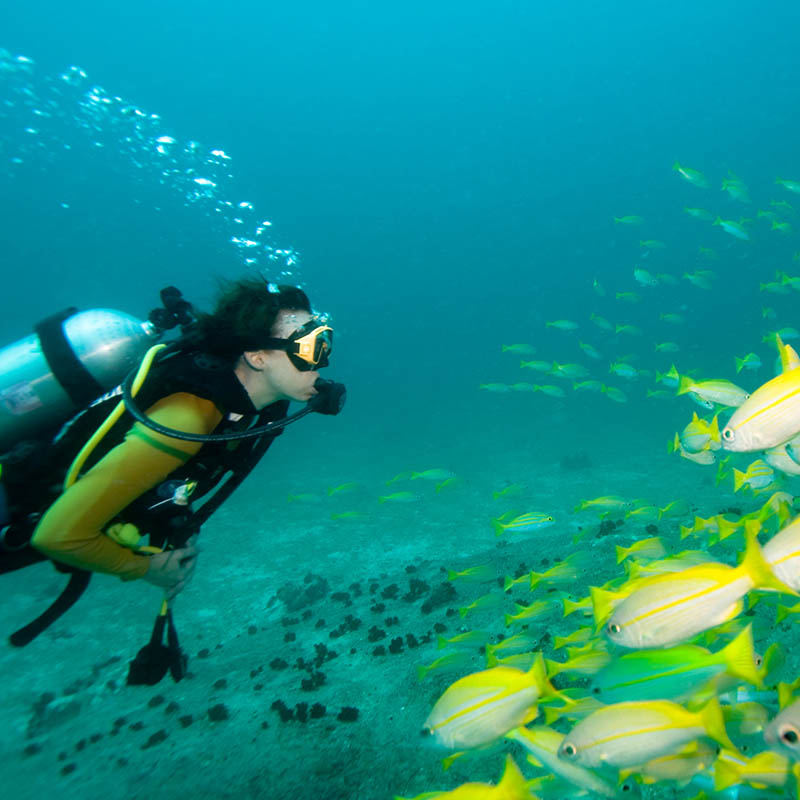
421 653 558 750
399 755 533 800
558 697 734 769
605 527 794 648
722 353 800 451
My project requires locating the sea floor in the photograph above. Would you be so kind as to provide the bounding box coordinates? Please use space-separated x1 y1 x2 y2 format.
0 410 794 799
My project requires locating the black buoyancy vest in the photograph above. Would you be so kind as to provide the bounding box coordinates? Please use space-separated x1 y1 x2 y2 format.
120 349 290 548
1 349 289 570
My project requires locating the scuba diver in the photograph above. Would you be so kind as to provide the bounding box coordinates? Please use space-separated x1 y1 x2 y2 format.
0 276 345 684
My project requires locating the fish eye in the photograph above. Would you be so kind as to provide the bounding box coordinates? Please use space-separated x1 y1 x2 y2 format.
780 725 800 745
420 728 433 738
561 742 577 758
607 622 622 636
722 428 735 440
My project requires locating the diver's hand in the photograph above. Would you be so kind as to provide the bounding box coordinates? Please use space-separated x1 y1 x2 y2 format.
142 543 199 600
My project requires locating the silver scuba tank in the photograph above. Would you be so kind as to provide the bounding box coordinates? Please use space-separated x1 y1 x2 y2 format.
0 308 159 452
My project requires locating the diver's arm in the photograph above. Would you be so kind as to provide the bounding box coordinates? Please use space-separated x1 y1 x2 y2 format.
31 393 223 580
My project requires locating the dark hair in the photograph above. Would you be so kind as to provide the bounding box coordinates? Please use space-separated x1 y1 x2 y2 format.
192 277 311 361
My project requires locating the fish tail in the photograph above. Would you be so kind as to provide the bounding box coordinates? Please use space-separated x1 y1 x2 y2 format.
720 624 760 687
677 375 694 396
528 651 564 703
492 517 506 537
496 755 529 797
615 544 630 564
732 468 747 493
589 586 617 628
713 750 744 792
740 522 798 595
416 664 429 682
504 614 515 627
699 696 736 752
735 357 744 373
447 569 460 581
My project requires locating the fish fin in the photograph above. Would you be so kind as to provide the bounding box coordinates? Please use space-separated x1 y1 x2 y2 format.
720 624 760 687
709 414 721 443
699 696 737 752
529 651 568 703
496 755 529 796
778 681 796 710
740 522 798 595
713 750 743 792
677 375 694 395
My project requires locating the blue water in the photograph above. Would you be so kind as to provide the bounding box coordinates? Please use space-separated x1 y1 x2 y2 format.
3 2 800 798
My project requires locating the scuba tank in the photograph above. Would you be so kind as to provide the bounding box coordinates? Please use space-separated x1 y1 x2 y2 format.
0 288 191 454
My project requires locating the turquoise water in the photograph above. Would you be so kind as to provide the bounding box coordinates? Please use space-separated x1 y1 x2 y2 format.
3 1 800 797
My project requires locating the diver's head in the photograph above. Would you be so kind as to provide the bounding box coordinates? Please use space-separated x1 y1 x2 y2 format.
195 277 332 408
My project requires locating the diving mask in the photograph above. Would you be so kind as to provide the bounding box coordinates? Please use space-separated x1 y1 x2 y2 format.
264 320 333 371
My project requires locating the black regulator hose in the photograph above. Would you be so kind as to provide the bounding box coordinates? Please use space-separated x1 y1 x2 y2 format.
121 372 346 443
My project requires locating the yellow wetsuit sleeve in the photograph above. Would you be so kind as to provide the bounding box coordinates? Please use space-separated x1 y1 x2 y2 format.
31 393 224 580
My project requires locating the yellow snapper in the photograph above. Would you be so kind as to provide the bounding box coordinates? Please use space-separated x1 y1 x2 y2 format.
416 651 476 683
505 726 620 799
412 468 456 481
504 599 551 627
545 319 579 331
685 206 714 220
615 537 666 564
549 362 589 379
602 385 628 403
723 371 800 452
574 495 630 512
673 160 710 188
735 352 762 372
534 384 566 398
721 173 751 203
605 527 794 648
529 550 591 589
776 177 800 194
395 755 533 800
714 216 750 240
421 653 557 750
733 459 776 493
678 412 721 452
625 741 715 784
493 511 555 536
677 376 749 407
501 343 536 354
447 565 496 583
558 697 734 769
519 359 552 372
714 748 794 791
590 624 759 704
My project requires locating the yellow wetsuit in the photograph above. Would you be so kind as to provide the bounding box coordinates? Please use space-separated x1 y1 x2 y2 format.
31 393 223 580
